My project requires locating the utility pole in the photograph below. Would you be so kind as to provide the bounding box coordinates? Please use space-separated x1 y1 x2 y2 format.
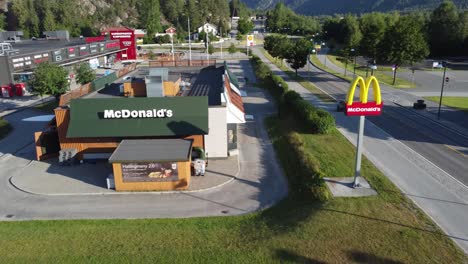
171 34 175 62
437 63 448 120
220 27 223 59
206 28 209 60
188 17 192 65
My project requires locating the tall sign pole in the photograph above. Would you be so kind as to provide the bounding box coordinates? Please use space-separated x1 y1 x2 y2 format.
345 76 383 187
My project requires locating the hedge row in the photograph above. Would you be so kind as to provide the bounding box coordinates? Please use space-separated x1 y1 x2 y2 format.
251 55 330 200
250 55 335 134
287 132 330 201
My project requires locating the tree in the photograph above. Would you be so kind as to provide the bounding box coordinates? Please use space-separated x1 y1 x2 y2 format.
238 17 254 34
75 63 96 85
341 15 362 49
287 38 312 76
29 62 69 101
228 43 237 56
359 12 387 60
428 0 463 56
208 44 214 55
378 15 429 85
42 6 56 31
264 35 292 65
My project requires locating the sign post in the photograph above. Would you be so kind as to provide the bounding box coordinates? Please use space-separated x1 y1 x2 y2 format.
246 34 254 56
345 76 383 187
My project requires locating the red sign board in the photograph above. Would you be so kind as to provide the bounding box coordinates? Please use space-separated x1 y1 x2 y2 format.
105 41 120 49
86 36 106 43
345 102 383 116
106 29 137 60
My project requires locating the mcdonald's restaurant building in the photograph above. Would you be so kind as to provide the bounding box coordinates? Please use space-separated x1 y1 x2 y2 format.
39 64 245 191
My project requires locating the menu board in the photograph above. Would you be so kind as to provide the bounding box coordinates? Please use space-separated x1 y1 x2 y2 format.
121 162 179 182
90 44 98 53
68 47 77 58
79 45 89 56
52 49 63 62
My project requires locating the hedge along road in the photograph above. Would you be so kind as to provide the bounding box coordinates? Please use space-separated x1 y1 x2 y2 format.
0 62 288 220
253 47 468 253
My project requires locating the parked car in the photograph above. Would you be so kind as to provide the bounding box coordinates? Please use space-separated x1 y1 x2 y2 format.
337 100 346 112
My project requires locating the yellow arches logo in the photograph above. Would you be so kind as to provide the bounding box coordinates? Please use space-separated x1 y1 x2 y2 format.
345 76 383 116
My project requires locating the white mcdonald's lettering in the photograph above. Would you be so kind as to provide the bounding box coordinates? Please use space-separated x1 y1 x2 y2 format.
347 107 381 112
103 109 173 119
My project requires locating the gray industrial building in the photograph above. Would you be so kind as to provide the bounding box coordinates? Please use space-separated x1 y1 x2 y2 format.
0 37 123 86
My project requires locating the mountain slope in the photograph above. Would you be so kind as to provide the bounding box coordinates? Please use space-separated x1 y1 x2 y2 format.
244 0 468 15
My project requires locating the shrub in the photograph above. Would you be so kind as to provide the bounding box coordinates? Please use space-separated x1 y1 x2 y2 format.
311 109 335 134
286 132 329 200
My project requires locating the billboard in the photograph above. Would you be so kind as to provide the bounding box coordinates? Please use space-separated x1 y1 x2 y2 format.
121 162 179 182
108 29 137 60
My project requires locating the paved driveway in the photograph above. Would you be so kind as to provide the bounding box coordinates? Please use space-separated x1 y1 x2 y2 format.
0 60 288 220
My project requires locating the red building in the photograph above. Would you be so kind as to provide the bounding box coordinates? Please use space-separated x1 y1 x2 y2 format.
101 27 137 61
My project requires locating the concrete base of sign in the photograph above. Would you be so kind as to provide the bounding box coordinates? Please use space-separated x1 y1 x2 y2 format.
324 177 377 197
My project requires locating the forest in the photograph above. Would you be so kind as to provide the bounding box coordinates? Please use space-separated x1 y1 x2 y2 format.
0 0 251 40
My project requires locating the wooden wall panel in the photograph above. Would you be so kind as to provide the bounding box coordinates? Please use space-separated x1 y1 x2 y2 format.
124 82 146 97
184 135 204 148
163 78 181 96
112 161 191 191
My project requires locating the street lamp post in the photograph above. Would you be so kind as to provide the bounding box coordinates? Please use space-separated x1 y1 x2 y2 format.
188 17 192 65
437 62 448 120
351 48 356 76
322 42 327 68
344 49 349 77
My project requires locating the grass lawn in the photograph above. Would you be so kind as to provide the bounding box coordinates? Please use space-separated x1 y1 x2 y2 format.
425 96 468 111
260 48 334 103
312 54 414 89
0 116 465 263
0 118 12 140
34 100 59 113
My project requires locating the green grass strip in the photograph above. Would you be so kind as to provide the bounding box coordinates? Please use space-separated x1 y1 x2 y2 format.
425 96 468 111
312 54 414 89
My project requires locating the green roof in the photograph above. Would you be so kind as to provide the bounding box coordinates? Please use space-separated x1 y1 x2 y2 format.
67 97 208 138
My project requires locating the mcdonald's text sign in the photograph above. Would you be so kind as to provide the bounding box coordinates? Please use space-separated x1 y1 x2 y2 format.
345 76 383 116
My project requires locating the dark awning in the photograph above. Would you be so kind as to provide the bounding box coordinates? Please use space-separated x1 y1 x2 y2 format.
109 139 193 163
67 96 208 138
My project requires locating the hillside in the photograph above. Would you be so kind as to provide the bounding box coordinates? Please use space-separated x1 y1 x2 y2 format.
244 0 468 15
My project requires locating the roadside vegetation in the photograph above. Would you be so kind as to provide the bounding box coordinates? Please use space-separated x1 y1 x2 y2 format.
425 97 468 111
266 1 468 86
0 118 12 140
260 48 334 103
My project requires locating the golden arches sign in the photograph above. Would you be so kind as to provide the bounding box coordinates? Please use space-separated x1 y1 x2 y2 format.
345 76 383 116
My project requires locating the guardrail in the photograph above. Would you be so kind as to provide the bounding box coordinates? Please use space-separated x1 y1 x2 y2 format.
148 60 216 67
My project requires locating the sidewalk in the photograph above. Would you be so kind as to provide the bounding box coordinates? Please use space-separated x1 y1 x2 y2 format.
254 47 468 253
10 157 238 195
